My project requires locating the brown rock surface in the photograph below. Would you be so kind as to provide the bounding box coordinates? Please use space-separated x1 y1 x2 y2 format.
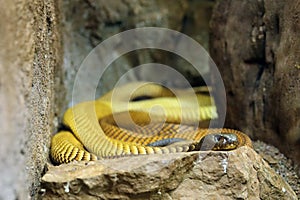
210 0 300 171
0 0 63 198
41 147 297 199
253 140 300 198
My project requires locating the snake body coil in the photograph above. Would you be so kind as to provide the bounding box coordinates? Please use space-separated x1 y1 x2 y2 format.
51 82 252 164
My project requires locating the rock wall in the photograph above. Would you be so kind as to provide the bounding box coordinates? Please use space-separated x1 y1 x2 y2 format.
0 0 63 199
210 0 300 172
62 0 214 104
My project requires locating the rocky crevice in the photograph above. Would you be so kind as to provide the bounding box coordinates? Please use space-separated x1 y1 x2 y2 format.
210 0 300 172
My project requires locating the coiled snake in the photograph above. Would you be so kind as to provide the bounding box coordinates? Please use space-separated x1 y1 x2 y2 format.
51 82 252 164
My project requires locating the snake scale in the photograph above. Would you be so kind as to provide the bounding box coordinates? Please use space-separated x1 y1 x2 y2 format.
51 82 252 164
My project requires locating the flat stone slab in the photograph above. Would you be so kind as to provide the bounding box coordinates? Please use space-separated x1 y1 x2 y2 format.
41 147 297 199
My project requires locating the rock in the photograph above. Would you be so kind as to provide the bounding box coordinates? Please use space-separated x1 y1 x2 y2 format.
41 147 297 199
62 0 215 104
0 0 63 198
210 0 300 172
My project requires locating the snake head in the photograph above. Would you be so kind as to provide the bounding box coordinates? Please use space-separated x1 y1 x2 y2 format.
196 133 239 151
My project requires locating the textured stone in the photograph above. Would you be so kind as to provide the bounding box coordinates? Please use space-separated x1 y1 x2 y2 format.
41 147 297 199
62 0 214 104
0 0 63 199
210 0 300 172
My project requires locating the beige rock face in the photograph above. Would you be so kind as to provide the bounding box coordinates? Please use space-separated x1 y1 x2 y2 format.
41 147 297 199
0 0 63 199
210 0 300 171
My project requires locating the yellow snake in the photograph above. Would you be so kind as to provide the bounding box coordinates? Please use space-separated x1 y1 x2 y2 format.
51 82 252 164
